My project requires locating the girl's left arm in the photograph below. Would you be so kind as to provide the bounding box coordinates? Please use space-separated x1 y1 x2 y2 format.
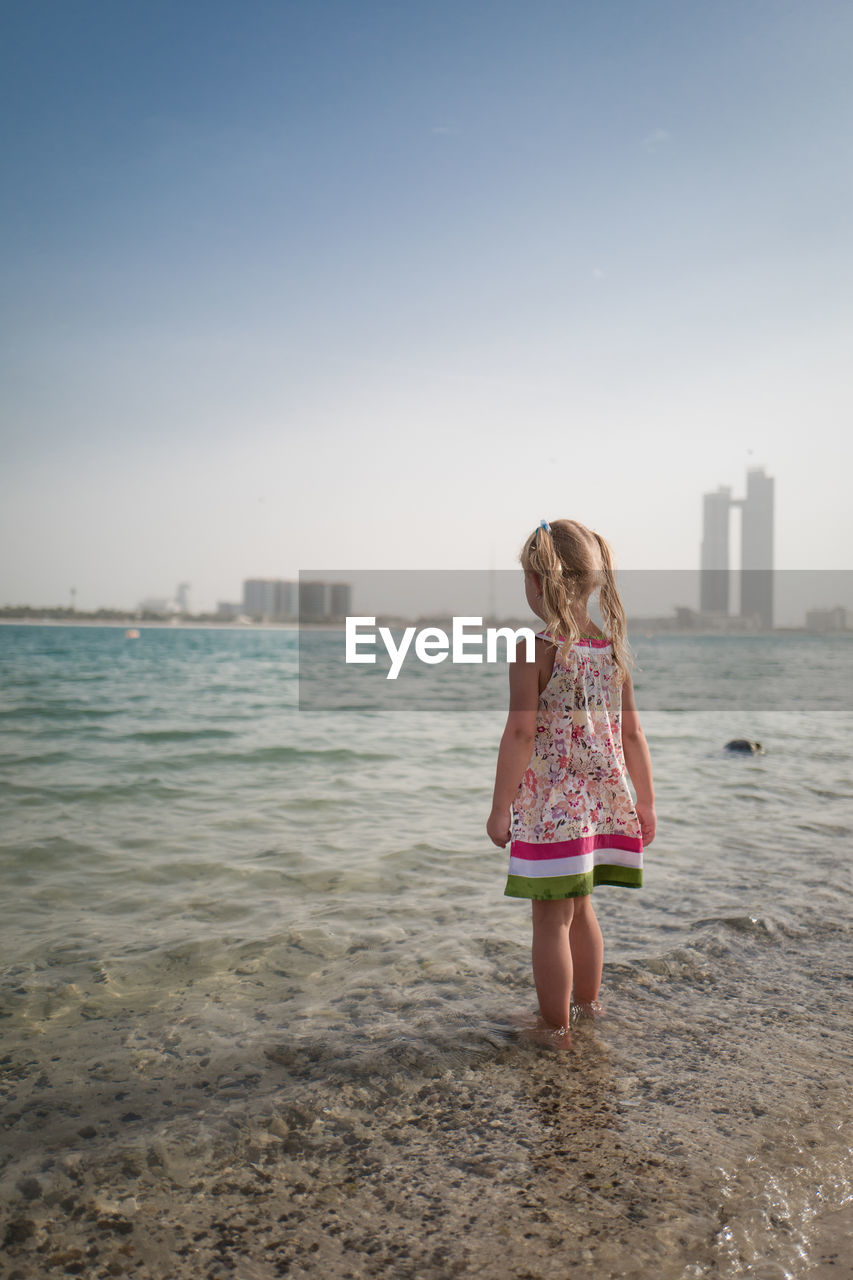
486 640 540 848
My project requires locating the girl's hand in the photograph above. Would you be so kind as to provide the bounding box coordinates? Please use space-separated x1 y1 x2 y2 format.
636 803 657 847
487 806 512 848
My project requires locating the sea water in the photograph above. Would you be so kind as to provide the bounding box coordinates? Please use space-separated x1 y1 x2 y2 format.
0 623 850 1279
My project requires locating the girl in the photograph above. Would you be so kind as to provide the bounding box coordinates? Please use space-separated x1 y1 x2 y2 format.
486 519 656 1036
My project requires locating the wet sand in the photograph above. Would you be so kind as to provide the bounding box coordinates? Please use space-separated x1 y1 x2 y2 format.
2 1005 850 1280
807 1203 853 1278
0 1044 724 1279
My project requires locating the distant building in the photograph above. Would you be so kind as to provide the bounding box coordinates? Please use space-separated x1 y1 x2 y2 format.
240 578 351 622
736 468 774 629
329 583 352 619
216 601 243 619
274 581 297 619
298 581 328 623
138 585 192 616
243 579 298 620
805 606 847 632
244 579 274 618
699 467 774 629
700 486 731 613
138 597 173 615
297 581 350 621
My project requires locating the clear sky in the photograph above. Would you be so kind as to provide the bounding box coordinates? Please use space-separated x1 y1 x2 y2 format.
2 0 852 612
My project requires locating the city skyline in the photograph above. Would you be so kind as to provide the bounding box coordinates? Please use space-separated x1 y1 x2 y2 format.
5 565 851 633
3 468 852 628
2 3 852 612
0 461 830 620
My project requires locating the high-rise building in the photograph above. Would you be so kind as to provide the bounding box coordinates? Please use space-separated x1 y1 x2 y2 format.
242 578 350 622
737 468 774 629
700 486 731 613
242 579 299 620
243 579 277 619
273 581 297 619
329 584 352 619
699 468 774 629
299 581 329 623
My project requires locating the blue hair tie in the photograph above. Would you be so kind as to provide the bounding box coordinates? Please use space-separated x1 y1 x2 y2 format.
539 519 551 533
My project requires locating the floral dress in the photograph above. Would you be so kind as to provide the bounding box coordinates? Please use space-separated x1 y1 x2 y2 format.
505 633 643 900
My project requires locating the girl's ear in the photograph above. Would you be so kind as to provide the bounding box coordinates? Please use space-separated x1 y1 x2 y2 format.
528 572 543 596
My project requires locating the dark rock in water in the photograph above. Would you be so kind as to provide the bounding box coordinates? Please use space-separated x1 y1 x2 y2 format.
724 739 764 755
15 1177 42 1202
3 1218 36 1246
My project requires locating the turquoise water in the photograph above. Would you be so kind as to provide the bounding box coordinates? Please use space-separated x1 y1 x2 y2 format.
1 623 851 1278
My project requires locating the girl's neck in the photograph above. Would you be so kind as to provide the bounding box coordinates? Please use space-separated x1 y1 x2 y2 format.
571 607 603 638
536 610 604 640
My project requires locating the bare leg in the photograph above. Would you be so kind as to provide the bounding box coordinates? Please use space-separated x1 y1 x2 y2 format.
531 898 575 1029
569 894 603 1005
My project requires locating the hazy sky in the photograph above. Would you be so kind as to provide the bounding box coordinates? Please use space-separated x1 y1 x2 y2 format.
2 0 852 612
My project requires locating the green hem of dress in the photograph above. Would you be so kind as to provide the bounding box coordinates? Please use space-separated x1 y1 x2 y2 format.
504 864 643 900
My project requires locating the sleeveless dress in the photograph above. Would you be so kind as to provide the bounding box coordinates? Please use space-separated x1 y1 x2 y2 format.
505 632 643 900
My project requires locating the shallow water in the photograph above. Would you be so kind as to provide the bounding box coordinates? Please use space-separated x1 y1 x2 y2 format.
0 624 851 1278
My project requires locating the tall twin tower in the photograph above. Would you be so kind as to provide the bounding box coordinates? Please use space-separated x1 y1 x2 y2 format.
700 467 774 629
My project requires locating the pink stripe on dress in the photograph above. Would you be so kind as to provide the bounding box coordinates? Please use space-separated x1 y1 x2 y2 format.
511 833 643 860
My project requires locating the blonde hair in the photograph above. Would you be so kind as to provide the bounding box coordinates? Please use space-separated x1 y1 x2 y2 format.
520 519 631 680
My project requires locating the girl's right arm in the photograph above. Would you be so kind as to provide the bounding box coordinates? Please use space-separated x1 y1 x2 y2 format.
620 673 657 847
486 639 540 848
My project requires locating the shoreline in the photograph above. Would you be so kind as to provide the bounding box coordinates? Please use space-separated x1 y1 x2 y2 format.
1 617 850 638
0 618 300 630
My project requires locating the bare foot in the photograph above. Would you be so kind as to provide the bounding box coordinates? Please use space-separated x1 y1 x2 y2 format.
571 1000 605 1023
522 1016 574 1052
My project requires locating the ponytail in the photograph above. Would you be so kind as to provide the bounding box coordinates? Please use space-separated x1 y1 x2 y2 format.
526 524 589 665
592 530 631 681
